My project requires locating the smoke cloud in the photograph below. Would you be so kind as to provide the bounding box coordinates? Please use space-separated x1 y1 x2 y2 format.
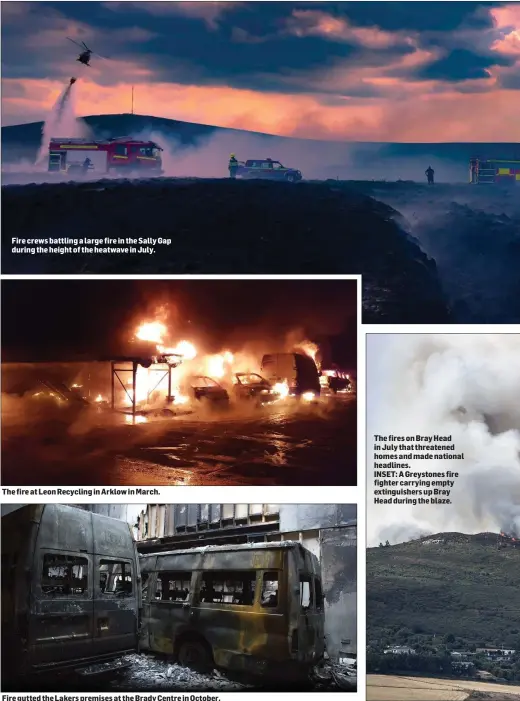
367 334 520 545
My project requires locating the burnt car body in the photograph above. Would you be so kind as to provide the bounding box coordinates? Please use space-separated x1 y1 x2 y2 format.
261 353 321 398
233 373 278 404
320 370 353 395
2 504 140 686
236 159 302 182
187 376 230 406
139 541 325 681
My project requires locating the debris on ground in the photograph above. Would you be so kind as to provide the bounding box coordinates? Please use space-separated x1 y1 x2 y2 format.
111 654 250 691
312 658 357 691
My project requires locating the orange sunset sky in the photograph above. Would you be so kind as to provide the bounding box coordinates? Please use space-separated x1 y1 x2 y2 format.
2 1 520 141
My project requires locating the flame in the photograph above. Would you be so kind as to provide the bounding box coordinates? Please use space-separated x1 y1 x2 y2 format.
206 351 234 379
273 381 289 398
125 414 148 424
173 393 189 405
302 392 315 402
95 394 104 403
159 340 197 360
136 321 167 344
296 341 319 363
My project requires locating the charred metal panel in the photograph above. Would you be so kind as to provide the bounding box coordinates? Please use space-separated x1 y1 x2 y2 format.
320 525 357 660
187 505 198 528
92 514 136 559
176 505 187 528
280 504 356 533
222 504 234 519
76 504 128 520
164 505 175 536
39 504 93 552
153 548 284 572
235 504 248 519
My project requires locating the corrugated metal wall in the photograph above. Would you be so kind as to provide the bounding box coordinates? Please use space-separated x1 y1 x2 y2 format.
136 504 280 539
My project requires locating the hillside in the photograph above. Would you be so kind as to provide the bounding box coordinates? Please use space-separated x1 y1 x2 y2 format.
367 532 520 650
2 113 519 180
1 178 450 323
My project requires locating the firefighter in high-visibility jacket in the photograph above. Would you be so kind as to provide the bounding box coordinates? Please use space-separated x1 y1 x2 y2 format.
228 153 238 179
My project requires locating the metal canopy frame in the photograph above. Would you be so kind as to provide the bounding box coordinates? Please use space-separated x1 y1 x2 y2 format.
109 354 183 425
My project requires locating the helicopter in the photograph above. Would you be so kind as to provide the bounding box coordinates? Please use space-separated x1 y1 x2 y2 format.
66 37 107 67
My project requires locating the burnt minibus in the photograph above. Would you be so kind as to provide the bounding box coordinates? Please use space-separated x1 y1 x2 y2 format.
261 353 321 398
139 541 325 680
2 504 140 684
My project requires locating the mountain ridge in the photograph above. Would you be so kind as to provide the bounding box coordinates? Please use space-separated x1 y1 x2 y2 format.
3 113 519 178
367 529 520 650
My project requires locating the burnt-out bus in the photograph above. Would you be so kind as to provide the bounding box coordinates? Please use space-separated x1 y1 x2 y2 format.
1 504 140 685
139 541 325 681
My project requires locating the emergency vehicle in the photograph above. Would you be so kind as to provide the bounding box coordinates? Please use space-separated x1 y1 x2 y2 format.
48 136 163 176
469 158 520 185
236 158 303 182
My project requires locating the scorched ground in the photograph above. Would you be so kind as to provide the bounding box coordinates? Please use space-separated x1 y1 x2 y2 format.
2 396 356 486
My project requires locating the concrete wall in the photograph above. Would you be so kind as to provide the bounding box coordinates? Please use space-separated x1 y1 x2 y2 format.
320 525 357 660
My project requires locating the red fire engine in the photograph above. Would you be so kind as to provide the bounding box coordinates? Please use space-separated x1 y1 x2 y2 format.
469 158 520 185
48 136 163 176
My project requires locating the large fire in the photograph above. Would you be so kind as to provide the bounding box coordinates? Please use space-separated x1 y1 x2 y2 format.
112 319 322 415
135 321 197 360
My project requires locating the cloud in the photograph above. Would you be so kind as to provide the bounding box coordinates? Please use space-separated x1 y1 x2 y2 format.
285 9 415 49
103 1 240 29
2 1 519 140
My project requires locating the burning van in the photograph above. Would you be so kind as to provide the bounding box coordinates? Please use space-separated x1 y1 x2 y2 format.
48 137 163 176
261 352 321 399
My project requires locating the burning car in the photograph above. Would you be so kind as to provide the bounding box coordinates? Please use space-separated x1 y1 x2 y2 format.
320 369 353 394
185 376 230 407
233 373 279 404
236 159 303 183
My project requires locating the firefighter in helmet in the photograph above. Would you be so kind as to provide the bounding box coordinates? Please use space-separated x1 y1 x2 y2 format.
425 165 434 185
228 153 238 179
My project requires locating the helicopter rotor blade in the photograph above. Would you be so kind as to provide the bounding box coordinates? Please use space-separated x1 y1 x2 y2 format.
67 37 85 49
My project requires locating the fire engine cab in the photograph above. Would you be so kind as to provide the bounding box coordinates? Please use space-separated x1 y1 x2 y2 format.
48 136 163 176
469 158 520 185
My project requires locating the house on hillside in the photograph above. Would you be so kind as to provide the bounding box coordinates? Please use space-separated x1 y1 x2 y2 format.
476 648 516 659
384 645 416 655
451 651 477 660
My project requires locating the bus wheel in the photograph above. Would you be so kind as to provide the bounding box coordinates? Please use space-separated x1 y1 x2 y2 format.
177 638 212 672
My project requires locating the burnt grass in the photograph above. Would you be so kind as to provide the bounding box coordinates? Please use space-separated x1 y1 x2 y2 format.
1 177 450 323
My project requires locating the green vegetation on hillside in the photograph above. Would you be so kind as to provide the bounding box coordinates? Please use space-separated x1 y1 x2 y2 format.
367 533 520 681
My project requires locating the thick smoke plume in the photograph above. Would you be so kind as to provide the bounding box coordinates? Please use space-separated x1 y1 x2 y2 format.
367 334 520 545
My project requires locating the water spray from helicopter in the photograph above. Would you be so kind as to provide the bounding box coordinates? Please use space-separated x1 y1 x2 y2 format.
35 38 108 167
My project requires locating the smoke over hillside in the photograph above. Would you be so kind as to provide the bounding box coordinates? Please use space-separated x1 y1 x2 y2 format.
367 334 520 545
